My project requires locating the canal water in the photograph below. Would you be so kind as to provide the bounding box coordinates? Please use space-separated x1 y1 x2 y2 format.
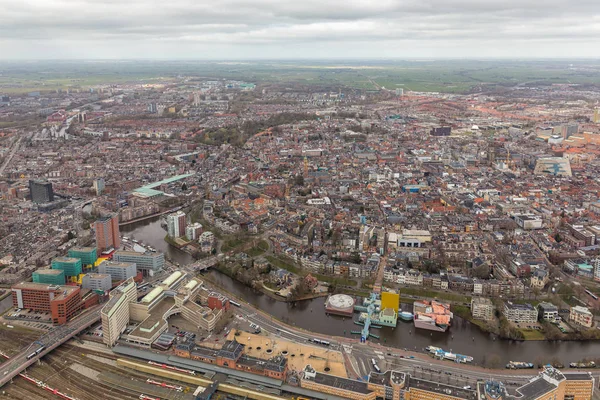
122 218 600 366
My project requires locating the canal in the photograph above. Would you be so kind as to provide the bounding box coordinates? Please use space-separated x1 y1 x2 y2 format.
122 217 600 366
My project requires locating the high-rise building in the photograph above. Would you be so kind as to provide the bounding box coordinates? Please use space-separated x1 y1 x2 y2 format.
593 108 599 124
560 123 578 139
148 102 157 113
167 211 187 238
95 214 121 252
93 178 105 195
185 223 203 241
29 179 54 203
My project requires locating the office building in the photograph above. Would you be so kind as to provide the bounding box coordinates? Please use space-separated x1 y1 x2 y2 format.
11 282 83 324
503 302 537 323
29 179 54 204
112 250 164 276
51 257 83 278
93 178 105 196
98 260 137 281
101 277 138 347
95 214 121 252
81 273 112 292
148 102 158 113
32 269 66 285
471 297 494 321
68 247 98 267
167 211 186 238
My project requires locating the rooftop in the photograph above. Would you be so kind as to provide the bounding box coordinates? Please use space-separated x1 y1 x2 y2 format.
517 377 556 399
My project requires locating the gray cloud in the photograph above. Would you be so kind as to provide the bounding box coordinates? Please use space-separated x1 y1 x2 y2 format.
0 0 598 58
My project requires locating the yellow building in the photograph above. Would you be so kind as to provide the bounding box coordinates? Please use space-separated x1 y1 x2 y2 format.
381 291 400 313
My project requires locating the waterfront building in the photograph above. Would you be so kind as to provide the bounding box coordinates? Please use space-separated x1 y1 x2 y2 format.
471 297 494 321
32 269 66 285
167 211 186 238
112 250 164 276
569 306 593 328
95 214 121 251
538 302 559 322
503 302 537 324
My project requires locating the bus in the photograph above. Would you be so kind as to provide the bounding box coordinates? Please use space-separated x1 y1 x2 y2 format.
371 358 380 372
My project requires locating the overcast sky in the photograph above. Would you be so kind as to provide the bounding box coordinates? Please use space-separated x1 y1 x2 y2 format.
0 0 599 59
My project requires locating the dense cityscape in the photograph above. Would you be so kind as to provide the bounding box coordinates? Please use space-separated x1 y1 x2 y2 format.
1 58 600 400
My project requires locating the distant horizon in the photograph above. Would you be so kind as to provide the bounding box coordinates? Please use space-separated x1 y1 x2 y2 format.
1 57 600 63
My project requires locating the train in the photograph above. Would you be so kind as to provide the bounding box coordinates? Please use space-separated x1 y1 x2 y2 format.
584 289 598 301
230 300 241 307
147 361 195 375
26 346 45 360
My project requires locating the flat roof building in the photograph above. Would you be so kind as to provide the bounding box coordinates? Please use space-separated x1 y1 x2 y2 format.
95 214 120 252
68 247 98 266
29 179 54 204
51 257 83 277
81 273 112 292
112 250 164 276
32 269 66 286
98 260 137 282
11 282 83 324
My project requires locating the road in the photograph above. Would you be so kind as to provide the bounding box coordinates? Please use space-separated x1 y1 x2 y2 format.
0 304 102 388
0 135 25 176
192 269 600 394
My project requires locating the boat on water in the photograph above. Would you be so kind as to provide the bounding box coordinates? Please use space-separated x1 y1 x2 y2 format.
399 311 414 321
426 346 473 363
506 361 534 369
569 361 596 369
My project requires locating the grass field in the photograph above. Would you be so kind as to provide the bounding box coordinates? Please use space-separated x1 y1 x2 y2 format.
519 329 546 340
2 59 599 94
